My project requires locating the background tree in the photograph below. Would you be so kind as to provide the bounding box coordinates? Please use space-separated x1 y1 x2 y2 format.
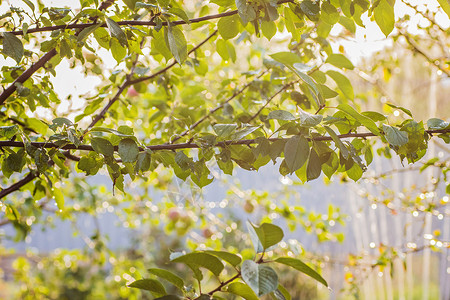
0 0 449 299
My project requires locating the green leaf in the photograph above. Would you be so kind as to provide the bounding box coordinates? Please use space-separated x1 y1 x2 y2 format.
147 268 184 290
318 84 339 99
227 282 259 300
258 265 279 296
241 260 279 296
175 151 193 171
218 14 240 40
59 39 72 58
118 138 139 163
94 27 110 49
216 39 229 60
123 0 138 10
300 0 320 19
326 53 354 70
284 7 300 40
247 221 264 253
362 111 387 122
77 23 102 43
53 189 65 210
438 0 450 18
110 38 127 63
168 7 190 23
106 18 128 47
323 126 349 159
383 124 408 147
274 257 328 287
261 21 277 40
267 110 296 121
203 250 242 266
6 150 25 172
128 279 166 295
236 0 257 24
2 32 24 64
90 127 134 137
135 2 158 10
321 2 339 25
326 70 354 100
298 110 322 127
386 103 412 117
251 223 284 250
427 118 449 130
171 252 224 276
91 137 114 157
374 0 395 37
78 153 102 175
292 64 323 106
284 136 310 173
154 296 181 300
337 104 381 136
165 24 188 64
339 16 356 33
0 125 19 139
275 285 291 300
22 0 35 11
135 152 151 173
270 52 302 66
213 123 237 137
347 163 363 181
48 8 71 21
231 126 259 140
306 149 321 181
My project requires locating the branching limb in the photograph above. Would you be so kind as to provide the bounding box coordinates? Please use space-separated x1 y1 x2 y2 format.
1 129 449 152
86 30 218 131
0 0 117 106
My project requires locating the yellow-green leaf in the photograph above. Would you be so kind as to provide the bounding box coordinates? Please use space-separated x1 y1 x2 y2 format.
374 0 395 37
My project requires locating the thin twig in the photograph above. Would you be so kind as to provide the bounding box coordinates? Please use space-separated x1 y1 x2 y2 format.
207 272 241 295
247 79 299 123
171 70 268 143
398 27 450 77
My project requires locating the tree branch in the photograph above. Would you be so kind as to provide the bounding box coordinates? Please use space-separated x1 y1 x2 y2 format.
0 172 37 199
7 0 294 36
7 11 237 36
1 129 449 152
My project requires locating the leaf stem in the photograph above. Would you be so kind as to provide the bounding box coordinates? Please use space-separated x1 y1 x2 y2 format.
206 272 241 295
